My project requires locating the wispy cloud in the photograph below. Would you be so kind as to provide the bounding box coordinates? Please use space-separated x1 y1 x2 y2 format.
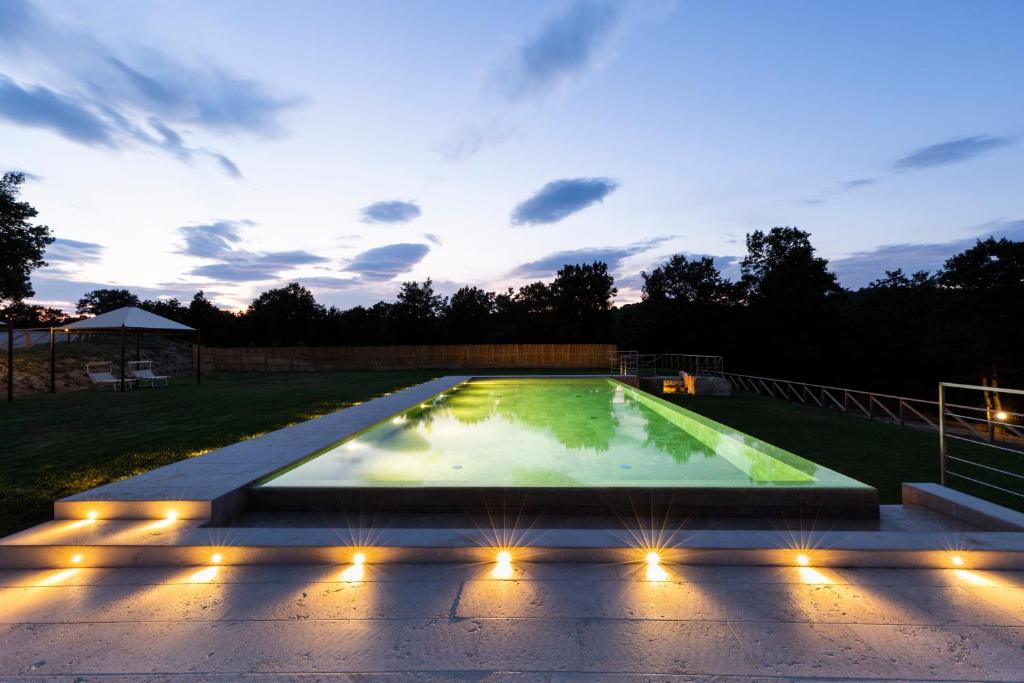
436 121 514 161
893 135 1015 172
178 219 327 282
841 178 875 190
423 233 443 246
360 200 422 224
0 77 117 145
45 237 104 263
511 177 619 225
0 0 299 177
509 238 664 278
832 219 1024 287
341 243 430 281
178 220 250 258
488 0 622 102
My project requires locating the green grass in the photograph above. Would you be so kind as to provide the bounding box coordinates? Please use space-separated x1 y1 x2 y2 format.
671 391 1021 509
0 371 440 536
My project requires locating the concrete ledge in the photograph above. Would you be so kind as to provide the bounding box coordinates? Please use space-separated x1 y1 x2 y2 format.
903 482 1024 531
3 520 1024 569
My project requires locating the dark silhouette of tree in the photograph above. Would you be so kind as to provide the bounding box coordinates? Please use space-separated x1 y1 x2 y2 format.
140 298 188 323
740 226 840 304
246 282 324 345
186 291 238 344
642 254 734 304
389 279 446 343
445 286 496 342
549 262 617 341
1 172 54 307
0 301 76 327
76 289 141 316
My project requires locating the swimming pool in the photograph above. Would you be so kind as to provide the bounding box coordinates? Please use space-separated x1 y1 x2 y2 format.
252 378 878 517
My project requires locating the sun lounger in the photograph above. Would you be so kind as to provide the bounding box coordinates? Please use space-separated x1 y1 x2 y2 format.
129 360 170 387
86 362 133 391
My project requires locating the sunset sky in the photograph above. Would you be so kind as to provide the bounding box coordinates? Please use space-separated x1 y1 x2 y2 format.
3 0 1022 311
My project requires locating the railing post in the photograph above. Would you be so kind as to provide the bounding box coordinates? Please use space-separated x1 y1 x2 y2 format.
938 383 947 486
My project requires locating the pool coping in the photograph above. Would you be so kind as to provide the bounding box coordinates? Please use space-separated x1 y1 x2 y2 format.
55 374 879 522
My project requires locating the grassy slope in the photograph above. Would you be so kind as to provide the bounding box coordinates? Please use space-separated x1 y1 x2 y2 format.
0 371 440 536
672 391 1017 508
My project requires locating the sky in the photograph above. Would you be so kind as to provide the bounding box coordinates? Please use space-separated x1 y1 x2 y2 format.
2 0 1023 311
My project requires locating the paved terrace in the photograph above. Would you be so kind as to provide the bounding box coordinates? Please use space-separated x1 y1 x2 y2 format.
2 560 1024 679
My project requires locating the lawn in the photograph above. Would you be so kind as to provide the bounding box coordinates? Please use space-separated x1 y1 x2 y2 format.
1 373 1016 537
0 370 440 536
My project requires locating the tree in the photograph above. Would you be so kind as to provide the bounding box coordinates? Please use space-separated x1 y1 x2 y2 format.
444 286 495 342
76 288 141 316
0 301 76 327
386 279 447 343
140 297 188 323
939 238 1024 292
740 226 840 304
186 291 238 344
549 262 617 341
246 282 325 345
1 172 54 307
641 254 733 304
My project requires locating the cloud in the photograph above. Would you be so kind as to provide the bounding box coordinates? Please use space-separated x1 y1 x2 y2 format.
489 0 622 102
841 178 875 190
360 200 422 224
509 239 665 278
342 243 430 281
178 220 248 258
832 219 1024 288
423 233 443 246
511 177 619 225
44 237 104 264
436 122 513 161
893 135 1015 172
0 76 117 145
178 219 327 282
0 0 298 177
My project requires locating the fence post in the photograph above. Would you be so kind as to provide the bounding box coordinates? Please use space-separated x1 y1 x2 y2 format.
938 383 947 486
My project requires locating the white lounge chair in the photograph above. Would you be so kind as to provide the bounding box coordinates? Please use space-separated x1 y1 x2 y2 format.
86 362 133 391
129 360 169 387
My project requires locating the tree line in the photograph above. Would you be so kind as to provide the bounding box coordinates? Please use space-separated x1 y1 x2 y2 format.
3 170 1022 398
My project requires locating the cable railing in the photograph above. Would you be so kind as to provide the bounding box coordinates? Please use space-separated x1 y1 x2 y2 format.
611 352 724 378
939 382 1024 501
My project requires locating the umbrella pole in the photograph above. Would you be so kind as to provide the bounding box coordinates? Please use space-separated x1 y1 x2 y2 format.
49 327 55 394
120 326 126 392
6 321 13 403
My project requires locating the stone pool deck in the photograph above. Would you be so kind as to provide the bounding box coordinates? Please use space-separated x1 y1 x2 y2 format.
2 561 1023 679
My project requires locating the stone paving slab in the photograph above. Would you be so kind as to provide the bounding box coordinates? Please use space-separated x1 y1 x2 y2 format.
2 563 1024 678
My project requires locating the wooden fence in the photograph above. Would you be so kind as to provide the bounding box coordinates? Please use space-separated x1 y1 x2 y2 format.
197 344 617 372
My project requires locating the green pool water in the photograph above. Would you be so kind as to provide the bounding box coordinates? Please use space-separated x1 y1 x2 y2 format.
258 378 867 490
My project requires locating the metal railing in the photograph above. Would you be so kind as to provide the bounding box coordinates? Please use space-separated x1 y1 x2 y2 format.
725 372 943 430
939 382 1024 500
611 352 724 378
